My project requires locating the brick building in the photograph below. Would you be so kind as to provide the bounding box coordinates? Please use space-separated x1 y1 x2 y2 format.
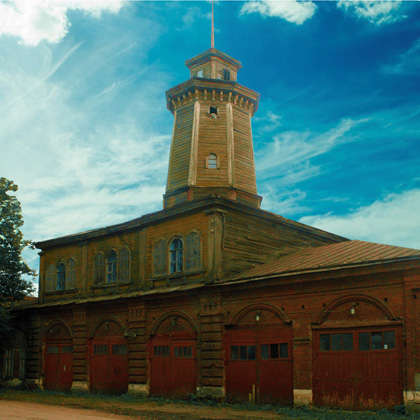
5 43 420 410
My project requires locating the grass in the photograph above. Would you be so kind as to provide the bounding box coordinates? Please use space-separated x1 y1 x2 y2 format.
0 389 418 420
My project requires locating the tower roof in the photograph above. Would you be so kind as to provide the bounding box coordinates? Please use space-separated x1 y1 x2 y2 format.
185 48 242 72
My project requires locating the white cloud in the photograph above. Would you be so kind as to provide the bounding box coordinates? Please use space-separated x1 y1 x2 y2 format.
256 117 367 180
240 0 316 25
0 0 125 46
255 111 282 132
337 0 404 25
300 189 420 250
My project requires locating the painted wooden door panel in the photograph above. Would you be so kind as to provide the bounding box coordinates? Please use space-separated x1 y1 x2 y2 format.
44 343 73 392
149 335 196 398
313 327 402 410
90 339 128 395
225 327 293 405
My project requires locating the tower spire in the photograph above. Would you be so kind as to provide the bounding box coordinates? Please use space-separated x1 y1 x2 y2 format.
211 1 215 49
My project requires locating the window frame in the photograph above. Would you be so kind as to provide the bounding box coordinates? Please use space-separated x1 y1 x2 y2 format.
45 264 56 292
94 252 105 285
66 258 76 290
106 250 117 284
118 246 131 283
206 153 219 169
169 237 184 274
209 105 218 117
56 262 66 291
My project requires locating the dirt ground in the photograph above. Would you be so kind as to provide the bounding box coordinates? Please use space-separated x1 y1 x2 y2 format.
0 394 281 420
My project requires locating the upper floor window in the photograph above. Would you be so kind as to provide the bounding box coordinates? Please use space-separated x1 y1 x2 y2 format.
66 259 76 289
197 70 203 78
223 69 230 80
170 238 183 274
57 263 66 291
107 251 117 283
207 153 218 169
45 264 55 292
94 253 105 285
118 247 130 283
185 232 201 272
153 239 168 277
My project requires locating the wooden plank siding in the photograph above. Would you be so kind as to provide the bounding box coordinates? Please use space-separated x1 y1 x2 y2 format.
166 103 194 192
232 106 257 193
196 101 229 187
221 208 346 278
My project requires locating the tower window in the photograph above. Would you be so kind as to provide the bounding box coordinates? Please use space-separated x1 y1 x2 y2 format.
170 238 183 274
197 70 203 78
223 69 230 81
207 153 218 169
209 106 218 117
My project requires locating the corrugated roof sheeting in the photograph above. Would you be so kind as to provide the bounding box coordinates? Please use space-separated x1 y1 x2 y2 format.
227 240 420 282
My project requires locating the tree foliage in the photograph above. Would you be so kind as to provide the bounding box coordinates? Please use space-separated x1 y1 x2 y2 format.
0 177 35 339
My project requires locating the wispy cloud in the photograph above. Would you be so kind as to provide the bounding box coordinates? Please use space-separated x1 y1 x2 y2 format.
240 0 409 26
0 0 126 46
240 0 317 25
256 118 367 180
337 0 405 25
383 38 420 75
300 189 420 249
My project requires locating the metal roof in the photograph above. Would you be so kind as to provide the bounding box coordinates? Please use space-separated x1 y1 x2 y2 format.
226 240 420 282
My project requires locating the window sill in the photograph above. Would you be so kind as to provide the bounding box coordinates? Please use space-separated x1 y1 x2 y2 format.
91 281 133 290
44 289 78 296
151 270 204 287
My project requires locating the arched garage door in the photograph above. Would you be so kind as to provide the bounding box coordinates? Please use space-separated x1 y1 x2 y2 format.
313 326 403 410
44 323 73 392
224 307 293 405
90 320 128 395
148 315 197 398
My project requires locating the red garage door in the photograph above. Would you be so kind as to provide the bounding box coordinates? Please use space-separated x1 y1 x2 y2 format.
149 332 196 398
44 343 73 391
90 322 128 395
44 325 73 392
313 327 403 410
225 326 293 405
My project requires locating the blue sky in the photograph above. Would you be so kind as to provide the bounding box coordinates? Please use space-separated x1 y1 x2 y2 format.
0 1 419 277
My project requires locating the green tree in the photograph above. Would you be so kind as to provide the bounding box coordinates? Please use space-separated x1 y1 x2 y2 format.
0 177 35 340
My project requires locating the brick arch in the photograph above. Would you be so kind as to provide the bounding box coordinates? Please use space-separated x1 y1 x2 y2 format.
89 316 126 339
150 311 199 338
43 320 72 340
317 294 396 325
228 302 291 326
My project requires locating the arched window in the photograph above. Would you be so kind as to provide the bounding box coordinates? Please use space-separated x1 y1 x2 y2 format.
170 238 183 274
107 251 117 283
66 259 76 289
57 263 66 291
185 232 201 272
208 153 218 169
153 240 168 277
94 253 105 285
45 264 55 292
118 247 130 283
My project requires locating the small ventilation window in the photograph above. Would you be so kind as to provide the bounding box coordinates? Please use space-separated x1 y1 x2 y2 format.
209 106 218 117
207 153 218 169
197 70 203 78
223 69 230 80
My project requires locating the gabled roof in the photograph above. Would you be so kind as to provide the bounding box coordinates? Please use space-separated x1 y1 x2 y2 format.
226 240 420 282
